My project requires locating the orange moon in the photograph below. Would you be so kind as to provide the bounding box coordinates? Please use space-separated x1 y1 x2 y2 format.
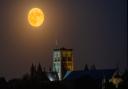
28 8 45 27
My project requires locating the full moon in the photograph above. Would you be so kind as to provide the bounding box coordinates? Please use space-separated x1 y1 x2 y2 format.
28 8 44 27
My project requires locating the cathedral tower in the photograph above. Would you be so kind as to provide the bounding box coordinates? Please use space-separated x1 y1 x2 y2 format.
52 47 74 80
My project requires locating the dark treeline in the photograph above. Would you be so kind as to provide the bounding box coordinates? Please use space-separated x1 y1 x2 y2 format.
0 71 128 89
0 64 128 89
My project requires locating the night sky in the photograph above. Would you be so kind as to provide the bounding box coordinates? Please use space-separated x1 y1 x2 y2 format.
0 0 127 80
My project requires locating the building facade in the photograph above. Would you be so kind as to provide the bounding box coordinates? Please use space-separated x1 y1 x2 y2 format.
52 48 74 80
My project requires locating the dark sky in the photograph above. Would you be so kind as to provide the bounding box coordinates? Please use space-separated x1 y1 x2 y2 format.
0 0 127 80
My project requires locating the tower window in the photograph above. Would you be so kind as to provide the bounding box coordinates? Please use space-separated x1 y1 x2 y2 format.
68 57 72 61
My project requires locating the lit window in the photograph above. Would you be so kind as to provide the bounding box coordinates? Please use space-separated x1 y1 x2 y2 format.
67 52 72 57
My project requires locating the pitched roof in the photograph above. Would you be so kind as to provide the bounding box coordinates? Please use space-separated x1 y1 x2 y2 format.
65 69 116 80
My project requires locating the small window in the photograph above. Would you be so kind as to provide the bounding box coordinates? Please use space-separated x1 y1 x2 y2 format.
66 57 71 62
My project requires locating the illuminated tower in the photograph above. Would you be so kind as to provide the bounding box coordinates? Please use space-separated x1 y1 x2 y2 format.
52 47 74 80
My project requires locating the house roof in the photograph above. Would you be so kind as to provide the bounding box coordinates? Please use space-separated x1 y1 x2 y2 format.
64 69 116 80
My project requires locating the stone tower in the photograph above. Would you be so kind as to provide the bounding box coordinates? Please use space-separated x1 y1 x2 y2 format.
52 47 74 80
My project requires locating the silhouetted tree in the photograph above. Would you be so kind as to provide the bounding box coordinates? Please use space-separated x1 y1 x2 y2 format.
30 63 36 78
43 67 46 72
37 63 42 75
90 64 96 70
122 69 128 89
0 77 7 89
22 73 29 81
84 64 89 71
49 67 52 72
122 69 128 82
